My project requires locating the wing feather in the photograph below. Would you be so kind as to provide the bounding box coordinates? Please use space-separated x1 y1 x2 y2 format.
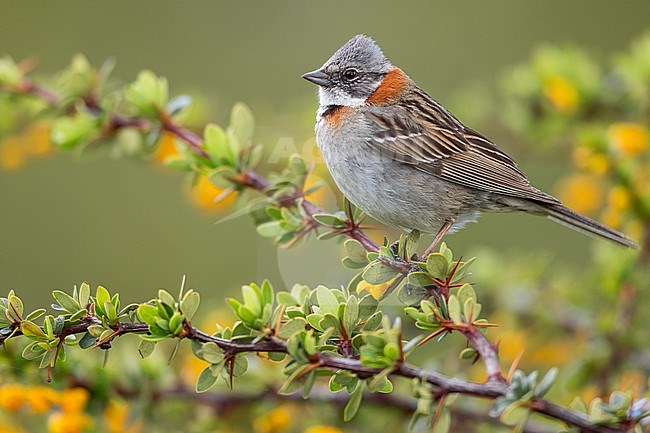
363 88 560 204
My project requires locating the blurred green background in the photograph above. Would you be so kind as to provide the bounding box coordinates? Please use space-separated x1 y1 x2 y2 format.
1 0 649 307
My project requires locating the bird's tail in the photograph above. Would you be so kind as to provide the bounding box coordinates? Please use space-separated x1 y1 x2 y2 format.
544 204 638 249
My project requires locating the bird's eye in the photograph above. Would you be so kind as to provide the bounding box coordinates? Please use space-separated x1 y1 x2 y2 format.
342 68 359 81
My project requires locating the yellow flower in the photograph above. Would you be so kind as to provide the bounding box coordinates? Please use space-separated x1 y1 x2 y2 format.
58 388 89 414
607 186 631 212
103 400 141 433
601 206 621 229
529 339 575 365
182 354 211 384
356 279 395 300
0 136 25 171
47 411 92 433
23 122 52 156
543 76 579 114
0 384 26 411
618 370 646 396
608 123 648 156
190 175 237 212
0 425 25 433
303 173 333 207
154 132 180 163
304 426 343 433
25 386 58 413
557 174 603 215
253 405 292 433
572 147 609 175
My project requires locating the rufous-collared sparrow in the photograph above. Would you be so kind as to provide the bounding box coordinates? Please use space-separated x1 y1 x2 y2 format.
302 35 637 251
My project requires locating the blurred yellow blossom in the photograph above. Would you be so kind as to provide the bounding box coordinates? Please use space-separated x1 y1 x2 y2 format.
356 278 395 300
47 410 92 433
618 370 646 396
543 76 579 114
154 132 180 163
25 386 58 413
0 384 26 411
253 405 292 433
529 339 576 365
571 147 609 175
24 122 52 156
601 206 621 228
58 388 89 414
0 136 25 170
303 174 333 208
103 400 142 433
304 425 343 433
190 175 237 212
557 174 604 215
607 186 632 211
0 426 25 433
608 122 648 156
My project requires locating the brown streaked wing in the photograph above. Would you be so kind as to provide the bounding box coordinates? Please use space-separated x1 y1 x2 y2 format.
362 94 561 204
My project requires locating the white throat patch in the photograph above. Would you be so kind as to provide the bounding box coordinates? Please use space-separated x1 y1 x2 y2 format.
318 86 366 108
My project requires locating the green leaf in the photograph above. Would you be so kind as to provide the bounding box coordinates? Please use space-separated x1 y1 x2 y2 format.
316 286 339 316
196 366 219 393
343 296 359 334
232 355 248 377
459 348 477 360
447 295 462 325
78 282 91 307
21 321 47 340
241 285 261 315
405 230 420 258
24 309 46 321
534 367 558 398
320 314 342 336
137 304 158 324
439 242 453 263
201 342 225 364
278 318 307 339
125 70 168 113
344 239 369 263
426 253 449 279
158 289 176 308
96 286 110 307
463 298 481 323
358 295 378 321
341 257 366 269
306 313 324 331
278 364 312 395
180 291 200 320
312 214 346 227
52 290 81 313
230 102 255 146
21 341 46 360
344 382 363 421
204 123 234 165
362 312 383 331
397 284 428 307
138 340 156 358
256 221 283 238
457 284 476 306
362 262 398 285
407 272 434 287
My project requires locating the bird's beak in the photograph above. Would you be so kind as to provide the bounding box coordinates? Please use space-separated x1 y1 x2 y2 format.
302 69 330 86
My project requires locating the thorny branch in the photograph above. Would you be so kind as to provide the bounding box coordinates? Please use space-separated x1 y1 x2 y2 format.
0 319 621 433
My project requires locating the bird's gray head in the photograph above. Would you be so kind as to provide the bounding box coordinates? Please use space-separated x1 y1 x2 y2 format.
302 35 393 107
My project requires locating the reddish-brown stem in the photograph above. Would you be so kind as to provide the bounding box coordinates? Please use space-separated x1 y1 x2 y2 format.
460 325 505 383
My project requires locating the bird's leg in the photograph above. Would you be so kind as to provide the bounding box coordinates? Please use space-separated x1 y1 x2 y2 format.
423 221 453 258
